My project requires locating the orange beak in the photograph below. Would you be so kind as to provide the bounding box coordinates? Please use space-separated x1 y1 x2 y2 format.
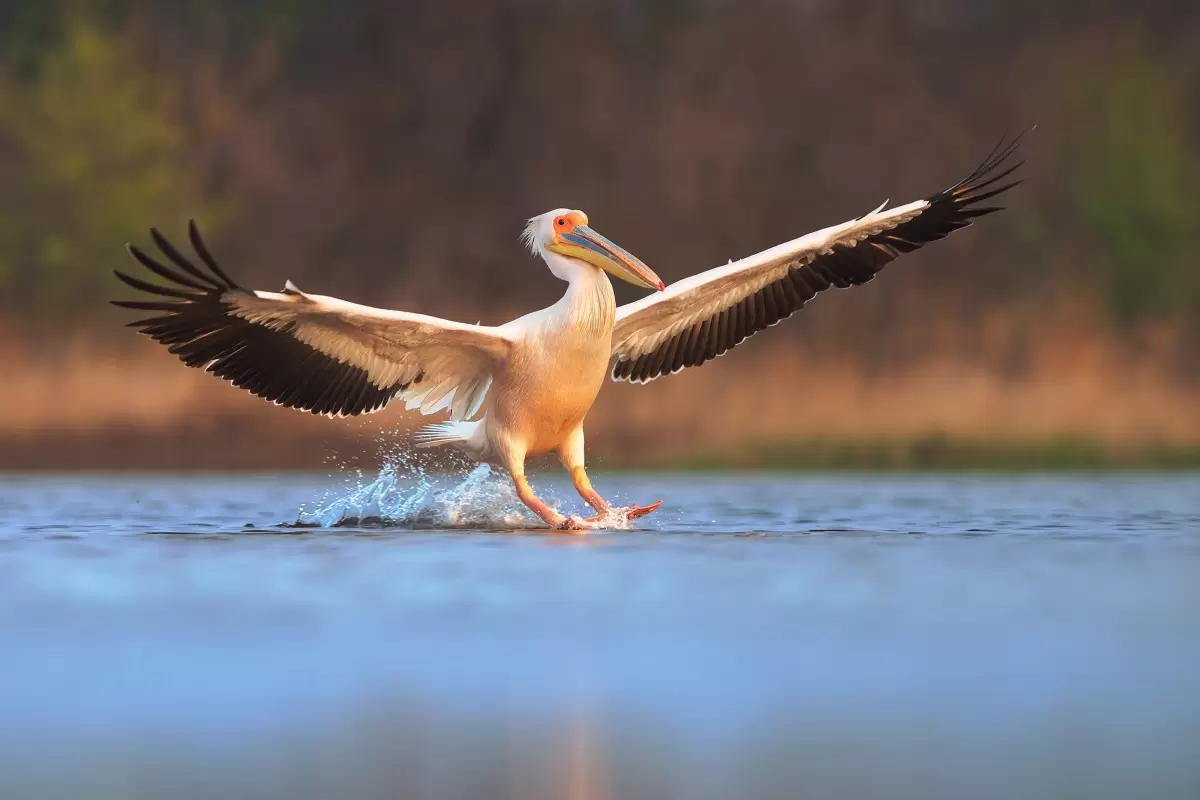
548 223 664 291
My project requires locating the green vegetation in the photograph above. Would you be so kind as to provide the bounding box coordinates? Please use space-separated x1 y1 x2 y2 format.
1061 41 1200 329
676 435 1200 471
0 15 222 318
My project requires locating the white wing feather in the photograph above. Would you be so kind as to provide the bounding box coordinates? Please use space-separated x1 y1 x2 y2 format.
226 286 512 419
612 199 926 363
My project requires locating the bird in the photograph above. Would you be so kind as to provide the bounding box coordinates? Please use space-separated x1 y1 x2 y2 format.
113 133 1023 530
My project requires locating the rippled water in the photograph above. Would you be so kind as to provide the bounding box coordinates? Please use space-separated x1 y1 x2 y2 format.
1 468 1198 799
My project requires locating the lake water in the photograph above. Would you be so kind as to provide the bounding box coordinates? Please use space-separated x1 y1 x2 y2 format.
1 468 1198 799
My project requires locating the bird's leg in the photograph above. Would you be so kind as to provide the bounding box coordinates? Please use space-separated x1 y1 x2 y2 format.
558 429 661 526
504 445 589 532
512 471 564 528
555 429 607 527
570 466 661 523
570 466 610 516
511 471 593 532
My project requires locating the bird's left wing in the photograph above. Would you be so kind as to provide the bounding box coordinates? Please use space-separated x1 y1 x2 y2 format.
610 134 1024 384
113 222 513 419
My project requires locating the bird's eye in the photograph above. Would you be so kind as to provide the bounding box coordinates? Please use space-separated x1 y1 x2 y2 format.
556 217 566 227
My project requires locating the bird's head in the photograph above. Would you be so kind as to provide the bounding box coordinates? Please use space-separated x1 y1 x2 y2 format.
522 208 664 291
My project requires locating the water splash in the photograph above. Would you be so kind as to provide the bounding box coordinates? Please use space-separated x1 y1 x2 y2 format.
295 457 544 530
294 433 641 531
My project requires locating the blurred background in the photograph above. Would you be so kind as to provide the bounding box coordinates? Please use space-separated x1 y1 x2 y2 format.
1 0 1198 470
2 7 1199 799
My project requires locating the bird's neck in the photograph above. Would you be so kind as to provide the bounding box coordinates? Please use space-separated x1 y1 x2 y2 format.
543 253 615 338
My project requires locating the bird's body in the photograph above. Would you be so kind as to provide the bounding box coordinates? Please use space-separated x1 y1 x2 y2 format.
114 134 1024 530
445 263 615 464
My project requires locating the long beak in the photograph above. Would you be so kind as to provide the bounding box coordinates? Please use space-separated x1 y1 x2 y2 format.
548 225 665 291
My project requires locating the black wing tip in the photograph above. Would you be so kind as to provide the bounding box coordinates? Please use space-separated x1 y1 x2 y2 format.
962 206 1005 218
114 223 397 418
186 218 239 289
147 227 175 253
983 128 1031 170
115 219 241 305
947 128 1032 193
938 128 1031 208
125 242 154 262
149 225 183 257
961 179 1023 205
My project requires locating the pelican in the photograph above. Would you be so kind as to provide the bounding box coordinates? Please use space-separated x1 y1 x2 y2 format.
113 134 1023 530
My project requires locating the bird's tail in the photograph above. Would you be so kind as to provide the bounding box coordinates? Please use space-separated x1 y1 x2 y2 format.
413 420 481 450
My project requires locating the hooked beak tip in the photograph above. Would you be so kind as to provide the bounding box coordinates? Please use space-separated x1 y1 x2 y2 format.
656 280 665 291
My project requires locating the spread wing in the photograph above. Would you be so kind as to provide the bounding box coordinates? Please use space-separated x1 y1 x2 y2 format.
112 222 513 418
610 133 1025 384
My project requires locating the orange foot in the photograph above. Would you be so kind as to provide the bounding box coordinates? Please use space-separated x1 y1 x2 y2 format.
583 500 663 526
556 516 597 533
556 501 663 532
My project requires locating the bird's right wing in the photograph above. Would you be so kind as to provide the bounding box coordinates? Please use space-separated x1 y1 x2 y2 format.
113 222 513 419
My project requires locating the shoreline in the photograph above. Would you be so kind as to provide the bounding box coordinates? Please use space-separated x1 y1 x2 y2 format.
5 431 1199 472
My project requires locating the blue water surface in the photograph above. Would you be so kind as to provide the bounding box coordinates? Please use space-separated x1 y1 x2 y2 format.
1 468 1198 799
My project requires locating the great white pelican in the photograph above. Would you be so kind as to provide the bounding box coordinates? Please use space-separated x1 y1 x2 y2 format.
113 134 1023 530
